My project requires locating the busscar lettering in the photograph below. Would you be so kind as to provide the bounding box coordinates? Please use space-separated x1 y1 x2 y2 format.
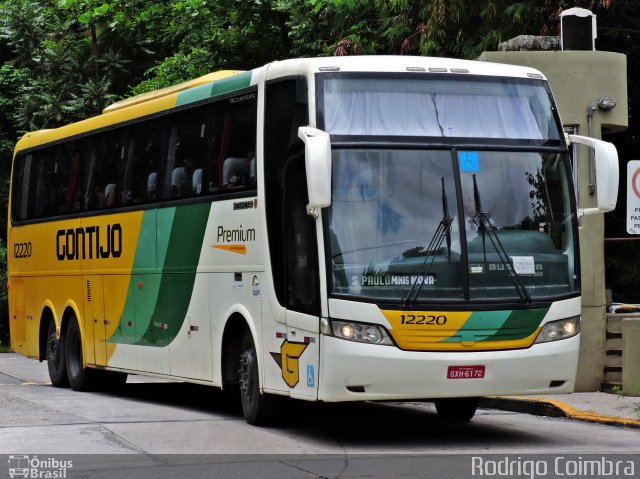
217 225 256 242
56 224 122 261
229 93 256 104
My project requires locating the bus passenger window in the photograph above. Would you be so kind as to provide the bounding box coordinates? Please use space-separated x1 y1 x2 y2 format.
208 91 257 192
65 148 83 212
161 106 209 199
122 120 161 204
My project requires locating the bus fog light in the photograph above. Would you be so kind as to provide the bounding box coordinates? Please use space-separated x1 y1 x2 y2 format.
534 316 580 344
328 320 394 345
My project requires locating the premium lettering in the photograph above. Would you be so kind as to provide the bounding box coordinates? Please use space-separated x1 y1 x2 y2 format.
217 225 256 243
56 224 122 260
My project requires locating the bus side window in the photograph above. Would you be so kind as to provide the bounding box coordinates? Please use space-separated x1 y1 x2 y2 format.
11 154 31 221
31 150 59 218
122 120 161 204
63 143 84 213
161 106 209 199
208 91 257 193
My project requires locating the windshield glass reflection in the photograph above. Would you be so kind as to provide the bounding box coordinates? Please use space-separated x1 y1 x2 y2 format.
327 149 577 303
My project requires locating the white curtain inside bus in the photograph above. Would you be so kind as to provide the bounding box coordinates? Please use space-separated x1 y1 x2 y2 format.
324 90 545 139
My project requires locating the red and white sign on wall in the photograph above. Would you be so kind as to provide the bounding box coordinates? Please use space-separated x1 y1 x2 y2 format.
627 160 640 234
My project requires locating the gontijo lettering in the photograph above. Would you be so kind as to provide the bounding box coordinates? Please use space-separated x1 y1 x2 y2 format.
56 224 122 260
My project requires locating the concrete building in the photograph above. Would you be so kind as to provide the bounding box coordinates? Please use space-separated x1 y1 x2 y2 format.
479 37 628 391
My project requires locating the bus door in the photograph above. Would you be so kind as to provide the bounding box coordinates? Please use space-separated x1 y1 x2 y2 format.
283 158 320 399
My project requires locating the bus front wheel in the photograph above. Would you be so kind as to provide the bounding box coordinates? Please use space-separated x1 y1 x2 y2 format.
434 397 479 422
46 320 69 388
238 331 275 425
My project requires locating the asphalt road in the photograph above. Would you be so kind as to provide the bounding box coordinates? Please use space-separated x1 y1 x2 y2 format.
1 353 638 478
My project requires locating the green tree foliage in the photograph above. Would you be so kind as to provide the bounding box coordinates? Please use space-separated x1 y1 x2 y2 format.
129 0 292 94
279 0 614 58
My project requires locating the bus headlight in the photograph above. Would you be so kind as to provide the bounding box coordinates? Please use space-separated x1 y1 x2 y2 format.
321 318 394 345
534 316 581 344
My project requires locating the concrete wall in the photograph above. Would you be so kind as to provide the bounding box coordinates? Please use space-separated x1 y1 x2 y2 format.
479 51 628 391
622 317 640 396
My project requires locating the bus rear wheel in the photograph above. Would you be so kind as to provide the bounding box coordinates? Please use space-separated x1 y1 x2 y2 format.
46 320 69 388
238 331 275 425
434 397 479 422
65 316 95 391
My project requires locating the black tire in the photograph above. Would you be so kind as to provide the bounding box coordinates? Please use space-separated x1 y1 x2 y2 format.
46 320 69 388
238 331 275 425
65 316 95 391
434 397 479 422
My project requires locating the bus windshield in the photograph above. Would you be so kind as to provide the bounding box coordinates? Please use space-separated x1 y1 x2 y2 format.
327 148 577 303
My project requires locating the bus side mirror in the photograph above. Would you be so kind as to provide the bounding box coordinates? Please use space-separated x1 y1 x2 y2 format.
298 126 332 216
568 134 619 215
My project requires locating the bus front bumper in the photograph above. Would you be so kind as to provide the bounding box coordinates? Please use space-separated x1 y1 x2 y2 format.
318 334 579 402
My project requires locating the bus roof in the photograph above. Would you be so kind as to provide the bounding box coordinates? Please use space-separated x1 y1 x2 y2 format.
263 55 547 82
13 56 547 155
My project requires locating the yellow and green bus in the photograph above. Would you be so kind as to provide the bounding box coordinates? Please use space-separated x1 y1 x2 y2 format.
8 56 619 424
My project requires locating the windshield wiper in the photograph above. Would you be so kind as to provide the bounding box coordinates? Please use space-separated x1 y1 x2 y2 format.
403 177 452 308
472 174 533 306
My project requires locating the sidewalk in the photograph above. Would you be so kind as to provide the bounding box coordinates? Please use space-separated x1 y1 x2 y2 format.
480 392 640 429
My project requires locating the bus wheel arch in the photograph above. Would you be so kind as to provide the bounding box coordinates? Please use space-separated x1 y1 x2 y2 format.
220 313 276 425
221 313 251 390
38 306 55 362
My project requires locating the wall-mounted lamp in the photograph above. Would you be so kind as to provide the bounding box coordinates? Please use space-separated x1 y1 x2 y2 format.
597 97 617 111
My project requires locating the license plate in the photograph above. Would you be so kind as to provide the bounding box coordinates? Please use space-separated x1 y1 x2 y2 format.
447 365 485 379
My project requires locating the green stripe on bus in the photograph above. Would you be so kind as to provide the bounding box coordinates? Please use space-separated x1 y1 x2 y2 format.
132 209 158 270
108 204 210 346
156 207 176 268
480 308 548 342
176 71 252 106
136 202 211 347
108 210 162 344
439 310 510 343
438 308 548 344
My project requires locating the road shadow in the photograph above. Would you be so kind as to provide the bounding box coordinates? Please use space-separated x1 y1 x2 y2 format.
92 380 542 448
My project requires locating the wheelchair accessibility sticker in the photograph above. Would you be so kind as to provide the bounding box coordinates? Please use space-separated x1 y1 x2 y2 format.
307 364 315 388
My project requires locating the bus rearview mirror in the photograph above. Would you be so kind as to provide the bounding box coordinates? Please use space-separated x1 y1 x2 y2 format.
298 126 332 215
568 134 619 215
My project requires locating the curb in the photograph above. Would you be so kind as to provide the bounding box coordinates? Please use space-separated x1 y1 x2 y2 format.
479 396 640 429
